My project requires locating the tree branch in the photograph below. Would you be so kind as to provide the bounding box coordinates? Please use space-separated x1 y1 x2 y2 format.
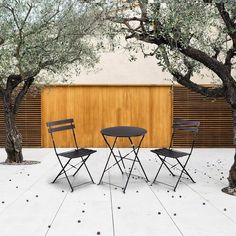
20 3 33 30
212 47 221 59
126 29 167 45
13 77 34 114
203 0 212 3
0 37 4 45
172 70 226 98
160 46 226 98
0 87 3 98
6 4 33 74
7 6 20 31
6 75 22 93
128 28 229 82
216 2 236 45
138 0 148 33
179 45 230 82
225 47 236 69
25 7 60 38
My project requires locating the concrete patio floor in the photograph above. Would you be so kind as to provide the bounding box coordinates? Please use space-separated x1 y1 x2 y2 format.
0 148 236 236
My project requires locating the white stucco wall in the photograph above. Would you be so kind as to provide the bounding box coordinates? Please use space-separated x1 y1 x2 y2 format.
76 50 171 84
65 50 219 85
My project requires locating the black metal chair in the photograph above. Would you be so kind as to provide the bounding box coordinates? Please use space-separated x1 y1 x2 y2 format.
47 118 96 192
151 119 200 191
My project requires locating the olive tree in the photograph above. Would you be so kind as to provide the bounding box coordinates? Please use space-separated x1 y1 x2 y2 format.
107 0 236 195
0 0 105 163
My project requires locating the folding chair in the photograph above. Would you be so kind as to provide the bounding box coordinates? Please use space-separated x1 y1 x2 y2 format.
47 118 96 192
151 119 200 191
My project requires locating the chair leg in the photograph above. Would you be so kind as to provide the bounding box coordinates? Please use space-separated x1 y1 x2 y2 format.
173 155 194 191
152 156 177 187
158 156 175 176
176 157 195 183
52 158 71 183
81 156 94 183
72 161 84 177
53 157 74 192
72 156 94 183
174 168 184 192
52 168 65 183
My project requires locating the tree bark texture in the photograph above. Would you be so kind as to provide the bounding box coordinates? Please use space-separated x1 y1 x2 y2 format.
0 75 34 163
228 108 236 188
3 93 23 163
4 112 23 163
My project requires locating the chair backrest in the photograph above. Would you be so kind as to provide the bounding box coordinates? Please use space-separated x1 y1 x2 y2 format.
46 118 78 153
170 119 200 152
173 119 200 133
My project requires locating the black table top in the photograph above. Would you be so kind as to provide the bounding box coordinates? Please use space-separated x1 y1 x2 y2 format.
101 126 147 137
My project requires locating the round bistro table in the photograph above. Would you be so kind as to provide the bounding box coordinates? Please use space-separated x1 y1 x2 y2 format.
98 126 149 193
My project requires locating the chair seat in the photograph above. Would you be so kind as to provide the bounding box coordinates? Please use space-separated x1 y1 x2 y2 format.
59 148 97 158
151 148 189 158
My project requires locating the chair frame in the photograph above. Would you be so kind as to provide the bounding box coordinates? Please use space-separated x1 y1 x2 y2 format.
151 119 200 191
47 118 95 192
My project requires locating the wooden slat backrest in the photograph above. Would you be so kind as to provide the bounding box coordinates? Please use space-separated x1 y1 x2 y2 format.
171 119 200 152
173 120 200 133
174 120 200 126
47 118 74 127
46 118 78 150
47 119 75 133
48 124 75 133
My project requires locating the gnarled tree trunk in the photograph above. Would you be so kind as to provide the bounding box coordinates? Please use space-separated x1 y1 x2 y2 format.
0 75 34 163
228 108 236 188
228 152 236 188
4 112 23 163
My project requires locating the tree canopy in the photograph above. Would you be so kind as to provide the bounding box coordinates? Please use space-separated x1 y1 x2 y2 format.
0 0 108 163
107 0 236 98
0 0 106 86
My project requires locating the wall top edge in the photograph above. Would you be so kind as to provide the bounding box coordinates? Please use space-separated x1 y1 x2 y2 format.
42 84 220 88
42 84 172 87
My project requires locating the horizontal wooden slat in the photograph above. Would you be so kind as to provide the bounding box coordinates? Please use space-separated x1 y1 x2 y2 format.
48 124 75 133
173 86 234 147
46 118 74 127
0 89 41 147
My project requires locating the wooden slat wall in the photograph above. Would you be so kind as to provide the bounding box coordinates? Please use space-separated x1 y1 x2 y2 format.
1 85 232 148
173 86 234 147
41 85 172 148
0 91 41 147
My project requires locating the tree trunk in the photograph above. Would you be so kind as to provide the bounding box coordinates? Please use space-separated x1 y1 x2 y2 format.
1 75 34 163
228 108 236 187
228 152 236 188
4 111 23 163
222 107 236 195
